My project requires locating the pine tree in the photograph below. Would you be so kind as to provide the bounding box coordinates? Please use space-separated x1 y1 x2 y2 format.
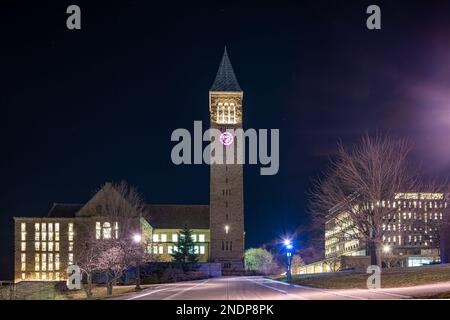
170 224 199 271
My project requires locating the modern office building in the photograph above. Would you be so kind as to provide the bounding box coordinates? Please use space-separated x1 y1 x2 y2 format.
297 192 448 275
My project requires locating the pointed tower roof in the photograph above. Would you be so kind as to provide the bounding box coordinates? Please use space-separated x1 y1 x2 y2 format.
210 47 241 92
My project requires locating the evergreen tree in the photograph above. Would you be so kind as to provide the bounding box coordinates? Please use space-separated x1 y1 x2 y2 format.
170 224 199 271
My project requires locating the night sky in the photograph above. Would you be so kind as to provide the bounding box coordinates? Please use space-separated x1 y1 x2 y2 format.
2 0 450 279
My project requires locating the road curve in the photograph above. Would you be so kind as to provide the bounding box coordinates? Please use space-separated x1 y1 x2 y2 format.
112 276 450 300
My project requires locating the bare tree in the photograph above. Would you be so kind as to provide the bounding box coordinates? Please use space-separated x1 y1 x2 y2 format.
310 134 419 267
90 181 147 295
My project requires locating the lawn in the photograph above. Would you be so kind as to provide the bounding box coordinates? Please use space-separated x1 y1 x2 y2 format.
63 284 155 300
290 264 450 289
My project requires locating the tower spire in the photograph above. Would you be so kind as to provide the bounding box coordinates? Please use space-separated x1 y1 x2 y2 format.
210 47 241 92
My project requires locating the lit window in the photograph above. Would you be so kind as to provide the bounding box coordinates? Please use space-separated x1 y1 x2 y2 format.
42 273 47 280
35 223 40 241
160 234 167 242
153 234 159 242
21 253 26 271
68 253 73 265
103 222 111 239
168 246 173 254
200 246 205 255
21 242 26 251
42 253 47 271
21 223 26 232
21 273 26 280
191 234 197 242
48 223 53 241
68 242 73 252
48 242 54 252
68 223 74 241
48 272 53 280
55 223 60 241
114 222 119 239
48 254 54 271
174 246 178 252
35 242 40 251
159 246 164 254
172 234 178 242
55 243 60 252
199 234 205 242
96 222 101 239
55 254 60 271
194 246 199 254
35 272 40 280
21 230 26 241
153 246 158 254
55 272 60 280
42 242 47 252
35 254 40 271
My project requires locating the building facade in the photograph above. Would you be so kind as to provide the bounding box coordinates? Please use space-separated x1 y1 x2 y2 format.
297 192 448 275
13 49 246 282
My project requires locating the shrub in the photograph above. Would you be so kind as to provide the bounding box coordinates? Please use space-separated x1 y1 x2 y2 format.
160 268 186 283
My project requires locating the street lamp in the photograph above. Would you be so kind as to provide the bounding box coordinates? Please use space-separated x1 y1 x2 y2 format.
133 233 142 291
382 244 391 253
284 239 294 281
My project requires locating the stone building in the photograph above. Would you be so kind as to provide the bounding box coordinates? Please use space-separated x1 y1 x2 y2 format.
13 48 246 282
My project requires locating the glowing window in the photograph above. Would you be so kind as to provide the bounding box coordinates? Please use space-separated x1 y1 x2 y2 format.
158 246 164 254
55 254 60 271
103 222 111 239
41 253 47 271
172 234 178 242
68 223 74 241
153 234 159 242
35 242 40 251
191 234 197 242
55 243 60 252
35 254 40 271
199 234 205 242
200 246 205 255
48 242 54 252
48 254 54 271
21 242 26 251
96 222 101 239
68 242 73 252
68 253 73 265
160 234 167 242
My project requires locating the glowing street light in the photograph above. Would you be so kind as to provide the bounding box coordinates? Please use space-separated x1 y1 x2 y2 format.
283 238 294 281
133 233 142 243
382 245 391 253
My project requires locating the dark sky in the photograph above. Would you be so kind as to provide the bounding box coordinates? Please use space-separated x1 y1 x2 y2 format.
2 0 450 279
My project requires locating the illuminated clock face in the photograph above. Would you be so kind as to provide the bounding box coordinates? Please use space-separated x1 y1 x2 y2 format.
220 132 234 146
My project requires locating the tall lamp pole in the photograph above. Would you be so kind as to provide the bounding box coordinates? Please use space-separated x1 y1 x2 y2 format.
133 233 142 291
284 239 294 281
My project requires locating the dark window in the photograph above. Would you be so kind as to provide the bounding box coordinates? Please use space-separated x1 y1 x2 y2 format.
222 241 224 250
225 241 229 250
230 241 233 251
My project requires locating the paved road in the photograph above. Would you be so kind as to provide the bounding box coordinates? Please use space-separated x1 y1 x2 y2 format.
113 276 450 300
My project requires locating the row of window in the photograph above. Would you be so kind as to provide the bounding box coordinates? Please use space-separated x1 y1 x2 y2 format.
151 245 206 255
21 272 62 281
96 222 119 240
152 233 206 243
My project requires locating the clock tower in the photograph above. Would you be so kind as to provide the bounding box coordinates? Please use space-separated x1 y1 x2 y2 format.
209 47 245 272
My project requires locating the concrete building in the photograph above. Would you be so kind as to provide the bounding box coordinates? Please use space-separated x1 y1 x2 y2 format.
297 192 448 275
13 49 246 282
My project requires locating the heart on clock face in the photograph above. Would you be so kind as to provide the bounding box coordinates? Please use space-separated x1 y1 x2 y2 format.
220 131 234 146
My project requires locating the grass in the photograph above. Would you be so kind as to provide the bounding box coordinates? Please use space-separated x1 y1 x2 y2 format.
63 284 155 300
290 264 450 289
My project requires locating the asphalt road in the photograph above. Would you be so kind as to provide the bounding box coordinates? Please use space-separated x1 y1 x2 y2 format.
113 276 450 300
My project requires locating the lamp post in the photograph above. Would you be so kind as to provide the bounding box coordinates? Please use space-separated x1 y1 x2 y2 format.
284 239 294 281
133 233 142 291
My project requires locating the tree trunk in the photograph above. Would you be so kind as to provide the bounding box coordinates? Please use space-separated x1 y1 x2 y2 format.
106 272 113 296
368 239 382 267
85 273 93 299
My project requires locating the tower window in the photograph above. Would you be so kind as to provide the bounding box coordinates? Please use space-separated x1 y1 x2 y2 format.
216 102 237 124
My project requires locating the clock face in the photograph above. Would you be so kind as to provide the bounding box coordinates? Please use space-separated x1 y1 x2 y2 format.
220 132 234 146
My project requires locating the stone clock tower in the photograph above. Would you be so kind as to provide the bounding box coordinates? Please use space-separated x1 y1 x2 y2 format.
209 48 245 272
